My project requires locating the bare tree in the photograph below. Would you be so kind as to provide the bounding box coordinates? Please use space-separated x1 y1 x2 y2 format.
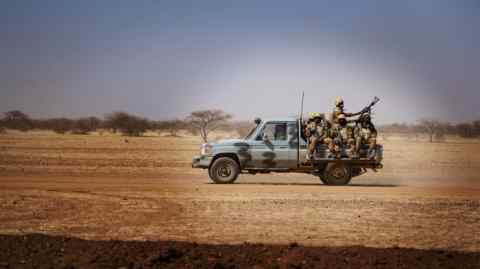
231 121 256 138
418 119 444 143
186 109 232 142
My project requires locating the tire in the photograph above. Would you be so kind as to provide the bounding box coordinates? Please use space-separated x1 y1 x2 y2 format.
322 162 352 186
318 175 328 185
209 157 240 184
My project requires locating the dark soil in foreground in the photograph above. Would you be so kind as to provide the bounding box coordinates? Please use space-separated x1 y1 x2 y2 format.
0 234 478 269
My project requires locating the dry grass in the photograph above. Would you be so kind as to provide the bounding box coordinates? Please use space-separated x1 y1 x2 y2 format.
1 131 479 183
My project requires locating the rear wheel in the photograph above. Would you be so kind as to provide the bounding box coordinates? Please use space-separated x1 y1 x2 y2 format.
322 162 352 186
209 157 240 184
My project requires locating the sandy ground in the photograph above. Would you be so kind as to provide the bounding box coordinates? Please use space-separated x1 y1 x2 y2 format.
1 173 479 252
0 131 479 267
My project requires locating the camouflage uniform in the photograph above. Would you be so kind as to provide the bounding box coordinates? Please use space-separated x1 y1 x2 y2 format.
305 113 331 159
330 114 355 158
354 114 377 159
330 97 365 126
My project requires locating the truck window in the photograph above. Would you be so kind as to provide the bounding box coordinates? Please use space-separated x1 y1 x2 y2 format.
257 122 287 141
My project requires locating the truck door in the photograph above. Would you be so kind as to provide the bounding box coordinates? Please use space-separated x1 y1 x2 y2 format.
248 121 291 169
289 120 307 165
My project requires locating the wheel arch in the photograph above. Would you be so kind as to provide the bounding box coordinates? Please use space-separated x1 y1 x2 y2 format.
210 153 241 169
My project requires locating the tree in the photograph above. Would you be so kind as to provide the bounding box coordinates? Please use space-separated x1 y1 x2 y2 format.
104 112 150 136
155 120 185 136
455 123 475 138
48 118 75 134
3 110 33 131
186 109 232 142
418 119 444 143
474 120 480 137
0 117 5 134
73 117 102 134
232 121 256 138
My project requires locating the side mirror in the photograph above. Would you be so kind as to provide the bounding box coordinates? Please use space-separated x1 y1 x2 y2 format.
262 133 269 142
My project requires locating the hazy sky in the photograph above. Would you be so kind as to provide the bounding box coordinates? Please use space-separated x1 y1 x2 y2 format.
1 1 479 123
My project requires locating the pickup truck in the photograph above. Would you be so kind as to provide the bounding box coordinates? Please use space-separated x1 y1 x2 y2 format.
192 116 383 185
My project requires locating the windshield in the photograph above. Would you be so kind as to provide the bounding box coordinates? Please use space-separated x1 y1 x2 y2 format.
244 124 259 140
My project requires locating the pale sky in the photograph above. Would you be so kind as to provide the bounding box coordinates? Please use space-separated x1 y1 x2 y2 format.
1 1 479 123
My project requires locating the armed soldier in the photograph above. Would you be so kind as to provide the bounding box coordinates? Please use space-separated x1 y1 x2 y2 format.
329 114 355 159
353 113 377 159
305 112 332 160
330 97 366 126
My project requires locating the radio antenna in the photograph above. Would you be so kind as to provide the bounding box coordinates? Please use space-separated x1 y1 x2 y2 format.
299 91 305 120
297 91 304 167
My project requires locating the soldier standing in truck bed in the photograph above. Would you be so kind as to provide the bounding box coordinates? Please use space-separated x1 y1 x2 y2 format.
330 97 366 126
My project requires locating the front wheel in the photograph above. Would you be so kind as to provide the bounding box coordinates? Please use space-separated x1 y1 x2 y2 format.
318 175 328 185
322 162 352 186
209 157 240 184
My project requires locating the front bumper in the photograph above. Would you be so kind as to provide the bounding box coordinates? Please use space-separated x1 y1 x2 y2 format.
192 155 213 169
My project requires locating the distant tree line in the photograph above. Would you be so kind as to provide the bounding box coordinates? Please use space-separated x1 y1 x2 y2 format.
0 109 239 142
2 110 478 143
379 119 480 142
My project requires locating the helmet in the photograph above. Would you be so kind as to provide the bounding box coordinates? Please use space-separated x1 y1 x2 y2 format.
309 112 323 119
335 97 344 107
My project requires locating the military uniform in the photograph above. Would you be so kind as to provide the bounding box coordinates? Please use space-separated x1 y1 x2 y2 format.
325 114 354 158
330 97 365 126
305 113 331 159
354 115 377 159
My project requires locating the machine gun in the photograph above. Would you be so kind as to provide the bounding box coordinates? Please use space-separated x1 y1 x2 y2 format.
353 96 380 126
361 96 380 114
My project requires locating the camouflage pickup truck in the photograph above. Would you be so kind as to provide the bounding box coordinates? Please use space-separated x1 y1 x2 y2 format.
192 117 383 185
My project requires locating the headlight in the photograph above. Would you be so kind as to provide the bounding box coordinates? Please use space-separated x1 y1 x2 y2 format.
200 143 213 156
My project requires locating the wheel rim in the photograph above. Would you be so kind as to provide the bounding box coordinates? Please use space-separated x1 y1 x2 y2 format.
331 167 346 179
217 164 232 178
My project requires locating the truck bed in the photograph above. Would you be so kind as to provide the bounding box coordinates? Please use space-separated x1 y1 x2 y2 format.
306 144 383 168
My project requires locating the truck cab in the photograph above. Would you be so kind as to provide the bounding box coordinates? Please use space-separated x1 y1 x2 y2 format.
192 117 383 185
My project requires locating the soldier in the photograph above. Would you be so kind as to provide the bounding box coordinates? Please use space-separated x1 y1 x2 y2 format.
353 113 377 159
330 114 355 159
305 112 330 160
330 97 367 126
